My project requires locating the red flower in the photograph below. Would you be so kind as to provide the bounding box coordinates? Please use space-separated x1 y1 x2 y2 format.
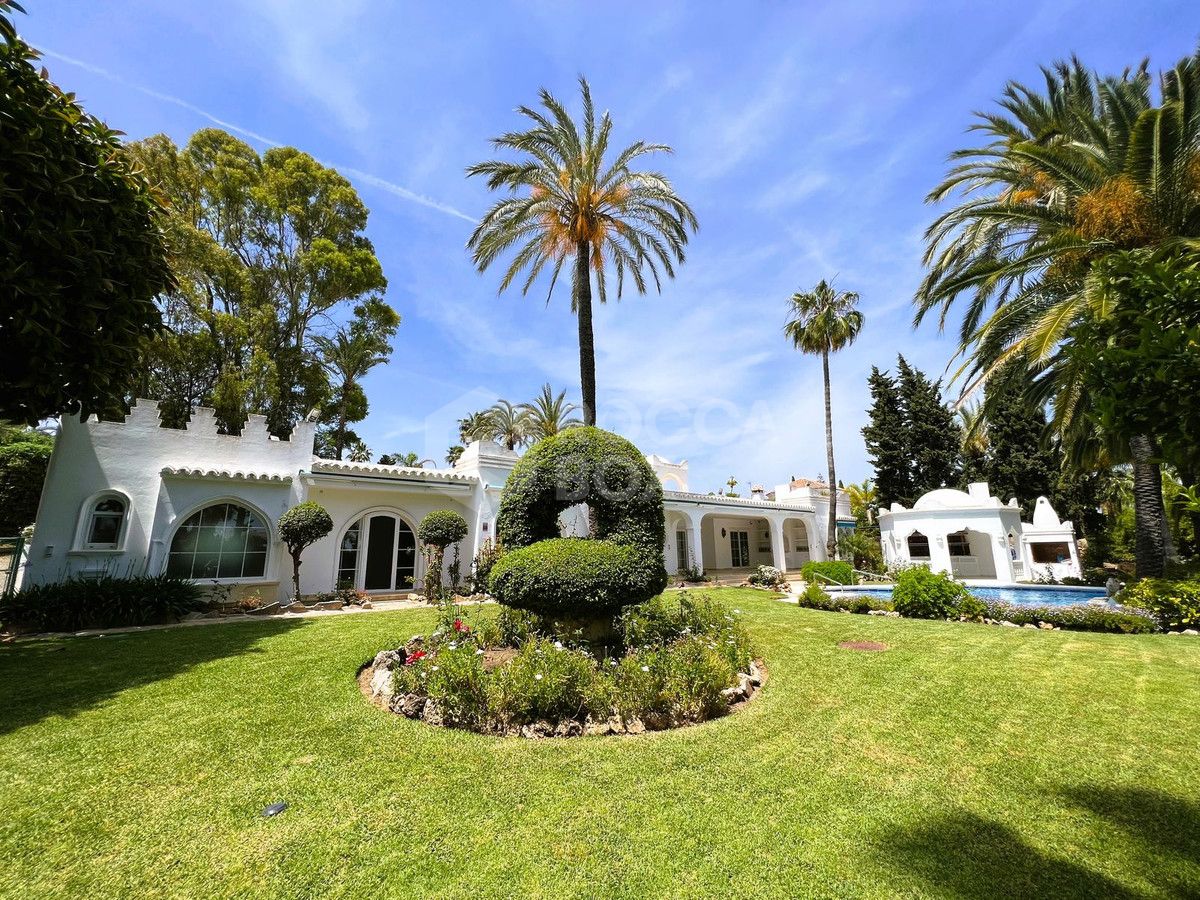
453 618 469 634
404 649 427 666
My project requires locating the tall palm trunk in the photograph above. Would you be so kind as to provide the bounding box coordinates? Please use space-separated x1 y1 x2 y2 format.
1130 434 1170 577
573 241 597 427
822 349 838 560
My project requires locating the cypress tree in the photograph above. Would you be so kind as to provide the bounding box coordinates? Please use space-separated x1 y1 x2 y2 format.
897 357 962 499
862 367 912 509
981 364 1059 517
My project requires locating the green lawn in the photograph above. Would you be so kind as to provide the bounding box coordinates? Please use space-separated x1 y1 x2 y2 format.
1 588 1197 899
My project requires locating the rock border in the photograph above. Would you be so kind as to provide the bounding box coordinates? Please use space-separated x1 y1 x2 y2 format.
358 642 768 739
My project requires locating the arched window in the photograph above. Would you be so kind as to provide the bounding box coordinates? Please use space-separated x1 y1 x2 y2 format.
907 531 931 559
166 502 269 580
81 495 127 549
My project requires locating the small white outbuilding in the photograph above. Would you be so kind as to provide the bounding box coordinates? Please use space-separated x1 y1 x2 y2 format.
878 482 1081 584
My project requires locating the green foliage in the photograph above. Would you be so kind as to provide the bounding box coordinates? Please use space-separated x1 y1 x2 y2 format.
747 565 787 588
614 636 735 726
470 539 504 594
801 561 855 586
278 502 334 552
796 585 895 615
0 574 203 632
862 368 912 509
891 567 971 619
278 502 333 600
1118 578 1200 630
128 130 389 435
1 27 173 423
838 528 885 573
0 439 51 533
417 510 469 549
495 604 545 647
489 538 664 619
898 358 962 498
491 427 667 618
394 640 491 728
618 593 753 668
486 638 608 726
519 384 582 440
982 600 1157 634
978 364 1061 518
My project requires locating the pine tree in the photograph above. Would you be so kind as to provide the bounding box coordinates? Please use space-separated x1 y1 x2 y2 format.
862 367 912 509
897 357 961 499
981 364 1059 517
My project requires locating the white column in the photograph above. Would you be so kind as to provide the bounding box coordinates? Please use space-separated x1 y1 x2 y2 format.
769 517 787 573
688 510 707 573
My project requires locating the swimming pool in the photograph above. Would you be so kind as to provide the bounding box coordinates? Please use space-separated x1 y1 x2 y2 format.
826 584 1108 608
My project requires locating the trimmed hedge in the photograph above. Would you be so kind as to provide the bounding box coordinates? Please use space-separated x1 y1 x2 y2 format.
800 560 855 586
982 600 1157 634
0 574 204 632
489 538 665 619
490 427 667 618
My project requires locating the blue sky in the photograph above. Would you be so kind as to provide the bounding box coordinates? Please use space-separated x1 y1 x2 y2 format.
20 1 1195 491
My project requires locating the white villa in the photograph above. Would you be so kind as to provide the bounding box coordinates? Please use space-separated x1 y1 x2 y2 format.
23 400 852 601
878 482 1081 583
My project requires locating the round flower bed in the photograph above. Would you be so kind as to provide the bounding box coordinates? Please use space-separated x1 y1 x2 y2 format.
360 593 765 738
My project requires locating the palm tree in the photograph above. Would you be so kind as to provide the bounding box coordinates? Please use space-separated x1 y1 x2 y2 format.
378 451 430 467
726 476 738 495
784 280 865 559
458 411 495 444
467 77 698 426
915 52 1200 575
958 403 990 481
446 445 465 466
845 479 878 525
520 383 582 440
312 327 392 460
486 400 530 452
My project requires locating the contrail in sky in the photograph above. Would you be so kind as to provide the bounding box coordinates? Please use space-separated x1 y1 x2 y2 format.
39 48 476 223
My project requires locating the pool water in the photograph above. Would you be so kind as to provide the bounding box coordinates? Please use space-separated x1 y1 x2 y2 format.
829 584 1108 608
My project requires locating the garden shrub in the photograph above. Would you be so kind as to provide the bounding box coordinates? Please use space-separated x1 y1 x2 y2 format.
796 584 894 614
418 509 469 602
800 560 855 586
618 592 752 666
395 639 490 727
614 635 734 726
490 427 667 618
278 501 333 600
983 600 1157 634
0 574 204 632
486 638 608 726
891 566 971 619
495 604 544 647
747 564 787 588
470 539 503 594
1117 579 1200 630
0 439 52 534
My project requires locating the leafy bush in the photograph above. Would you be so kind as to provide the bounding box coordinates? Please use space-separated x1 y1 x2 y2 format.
418 510 469 548
747 565 786 588
0 574 204 632
801 561 855 586
470 539 503 594
1062 568 1114 587
492 427 667 618
489 537 665 619
838 528 885 574
314 586 365 607
891 567 971 619
0 440 51 533
614 636 735 726
983 600 1157 634
796 584 895 614
618 593 753 672
495 604 544 647
486 638 607 726
395 640 490 727
1117 579 1200 630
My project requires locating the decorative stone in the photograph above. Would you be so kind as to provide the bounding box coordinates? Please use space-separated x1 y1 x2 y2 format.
737 673 754 696
1022 623 1038 629
885 611 901 618
369 666 394 702
720 686 744 704
1000 620 1020 628
360 599 374 609
520 721 553 739
391 693 426 718
867 609 888 616
421 699 444 727
1183 629 1199 636
585 718 612 736
248 602 282 616
607 716 627 735
554 720 583 738
1037 622 1055 631
748 661 763 686
183 611 205 621
372 649 403 670
287 602 308 613
625 718 646 735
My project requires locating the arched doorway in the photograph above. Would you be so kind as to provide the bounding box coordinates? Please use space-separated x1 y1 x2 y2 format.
336 511 418 592
947 529 997 579
665 512 694 574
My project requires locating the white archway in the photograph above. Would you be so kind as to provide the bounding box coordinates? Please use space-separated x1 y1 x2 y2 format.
333 506 422 593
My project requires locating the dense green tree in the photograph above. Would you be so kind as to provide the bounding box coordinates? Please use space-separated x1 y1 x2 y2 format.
519 384 581 440
862 367 912 510
129 129 388 435
468 77 697 426
458 411 494 444
915 51 1200 576
1 4 172 423
784 280 865 558
979 364 1060 517
378 452 427 467
486 400 530 452
0 423 53 534
897 358 962 499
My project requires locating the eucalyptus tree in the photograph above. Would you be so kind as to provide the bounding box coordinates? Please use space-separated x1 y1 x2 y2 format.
784 280 865 558
519 384 581 440
467 77 698 426
914 50 1200 575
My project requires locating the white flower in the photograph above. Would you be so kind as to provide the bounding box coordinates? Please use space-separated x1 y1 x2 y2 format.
535 673 543 681
609 659 617 667
448 642 457 650
640 665 650 672
733 609 742 614
553 641 563 650
475 649 485 656
430 665 439 672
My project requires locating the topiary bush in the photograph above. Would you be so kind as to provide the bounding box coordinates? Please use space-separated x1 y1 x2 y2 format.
0 574 204 632
891 566 971 619
800 560 855 586
418 509 469 602
278 501 333 601
1117 578 1200 630
489 427 667 621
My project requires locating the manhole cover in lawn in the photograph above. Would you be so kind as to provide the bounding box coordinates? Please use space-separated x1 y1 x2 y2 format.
838 641 888 652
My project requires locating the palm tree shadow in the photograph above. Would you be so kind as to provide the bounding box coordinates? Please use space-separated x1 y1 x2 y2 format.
878 810 1140 899
0 618 306 737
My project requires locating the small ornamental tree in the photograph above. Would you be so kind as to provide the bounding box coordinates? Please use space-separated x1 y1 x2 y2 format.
277 502 333 601
418 510 469 602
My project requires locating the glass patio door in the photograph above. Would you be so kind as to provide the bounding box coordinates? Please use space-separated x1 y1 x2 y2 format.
730 531 750 568
676 529 689 571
